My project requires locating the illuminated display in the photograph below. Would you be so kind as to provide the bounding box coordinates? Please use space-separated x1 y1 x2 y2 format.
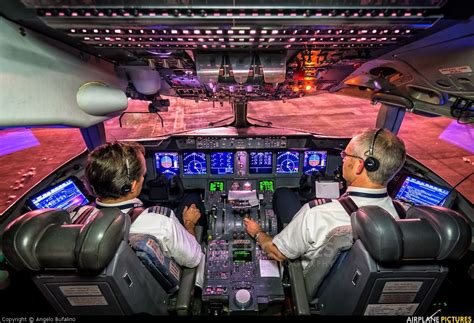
395 176 450 206
303 151 327 174
233 250 252 262
210 152 234 175
155 152 180 178
259 180 274 191
183 152 207 175
29 178 89 210
249 151 273 174
209 181 225 192
276 151 299 174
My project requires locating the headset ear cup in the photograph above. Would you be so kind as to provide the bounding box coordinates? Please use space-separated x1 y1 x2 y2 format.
364 157 380 172
121 184 132 194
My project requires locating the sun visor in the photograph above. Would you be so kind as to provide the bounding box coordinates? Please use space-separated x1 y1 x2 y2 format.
125 67 162 96
259 52 286 84
0 18 126 128
76 82 127 116
196 52 222 86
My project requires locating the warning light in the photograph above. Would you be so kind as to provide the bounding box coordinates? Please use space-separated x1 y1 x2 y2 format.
305 84 312 91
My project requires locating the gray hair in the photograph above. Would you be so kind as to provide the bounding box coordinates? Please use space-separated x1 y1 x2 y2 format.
352 128 406 185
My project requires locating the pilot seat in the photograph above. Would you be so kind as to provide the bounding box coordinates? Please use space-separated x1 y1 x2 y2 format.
289 205 471 316
1 207 201 316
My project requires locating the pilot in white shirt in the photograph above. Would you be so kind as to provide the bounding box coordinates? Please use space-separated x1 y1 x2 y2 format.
244 128 407 271
272 186 400 270
73 141 205 285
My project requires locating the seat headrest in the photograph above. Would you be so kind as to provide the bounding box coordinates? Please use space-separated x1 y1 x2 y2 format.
406 206 472 261
76 207 127 271
352 205 471 263
2 209 72 270
2 208 127 271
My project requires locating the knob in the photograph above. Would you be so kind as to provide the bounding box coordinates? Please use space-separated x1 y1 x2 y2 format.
220 193 228 202
234 289 252 309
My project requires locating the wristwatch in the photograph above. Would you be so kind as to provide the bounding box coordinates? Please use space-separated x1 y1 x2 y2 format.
255 231 264 241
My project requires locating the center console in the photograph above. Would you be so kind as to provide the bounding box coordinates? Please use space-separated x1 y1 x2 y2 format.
202 181 284 314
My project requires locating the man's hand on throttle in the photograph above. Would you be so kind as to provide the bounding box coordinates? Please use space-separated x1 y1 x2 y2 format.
243 217 262 238
183 203 200 226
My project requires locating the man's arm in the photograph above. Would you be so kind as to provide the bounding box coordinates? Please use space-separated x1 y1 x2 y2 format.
243 218 287 261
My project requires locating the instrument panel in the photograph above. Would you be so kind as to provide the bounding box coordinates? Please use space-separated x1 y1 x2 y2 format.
152 149 328 179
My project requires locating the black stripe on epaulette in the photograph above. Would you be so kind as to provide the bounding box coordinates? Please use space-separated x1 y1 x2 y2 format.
147 206 159 214
308 198 332 208
147 206 173 218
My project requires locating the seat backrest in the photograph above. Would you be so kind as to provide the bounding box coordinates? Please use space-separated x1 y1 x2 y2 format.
1 208 174 315
305 205 471 316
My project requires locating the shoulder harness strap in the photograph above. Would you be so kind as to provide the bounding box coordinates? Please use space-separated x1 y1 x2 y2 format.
392 200 407 219
337 196 359 216
71 205 96 224
127 207 145 223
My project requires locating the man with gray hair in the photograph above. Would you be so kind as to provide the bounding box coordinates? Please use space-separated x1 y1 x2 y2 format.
244 128 406 269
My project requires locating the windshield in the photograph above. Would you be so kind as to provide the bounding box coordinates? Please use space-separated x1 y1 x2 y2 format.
0 94 472 215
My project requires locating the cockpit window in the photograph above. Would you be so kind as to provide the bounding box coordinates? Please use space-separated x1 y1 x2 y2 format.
0 95 473 216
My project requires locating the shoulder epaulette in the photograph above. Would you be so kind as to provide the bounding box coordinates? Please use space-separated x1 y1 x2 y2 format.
147 206 172 217
308 198 332 208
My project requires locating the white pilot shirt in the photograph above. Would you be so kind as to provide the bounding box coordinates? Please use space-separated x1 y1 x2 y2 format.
71 198 204 269
272 186 400 271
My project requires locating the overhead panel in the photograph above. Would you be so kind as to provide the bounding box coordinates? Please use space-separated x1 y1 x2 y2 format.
20 0 445 52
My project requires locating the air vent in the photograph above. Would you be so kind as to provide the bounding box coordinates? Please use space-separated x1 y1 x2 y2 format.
407 85 444 105
369 66 398 77
457 78 474 91
435 79 452 88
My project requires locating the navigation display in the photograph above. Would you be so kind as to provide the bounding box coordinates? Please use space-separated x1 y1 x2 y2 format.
183 152 207 175
249 151 273 174
394 175 450 206
276 151 299 174
303 151 327 174
210 152 234 175
27 178 89 210
155 152 180 178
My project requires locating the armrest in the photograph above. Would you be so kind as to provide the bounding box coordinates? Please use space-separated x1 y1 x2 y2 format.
288 259 310 315
175 226 203 315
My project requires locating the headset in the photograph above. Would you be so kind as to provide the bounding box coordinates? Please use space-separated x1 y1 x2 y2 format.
364 128 384 172
121 159 132 194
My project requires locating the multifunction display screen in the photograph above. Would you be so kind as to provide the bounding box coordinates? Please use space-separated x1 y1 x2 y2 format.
395 176 450 206
183 152 207 175
249 151 273 174
259 180 274 191
303 151 327 174
209 181 225 192
155 152 180 178
233 250 252 262
276 151 299 174
210 152 234 175
29 178 89 210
